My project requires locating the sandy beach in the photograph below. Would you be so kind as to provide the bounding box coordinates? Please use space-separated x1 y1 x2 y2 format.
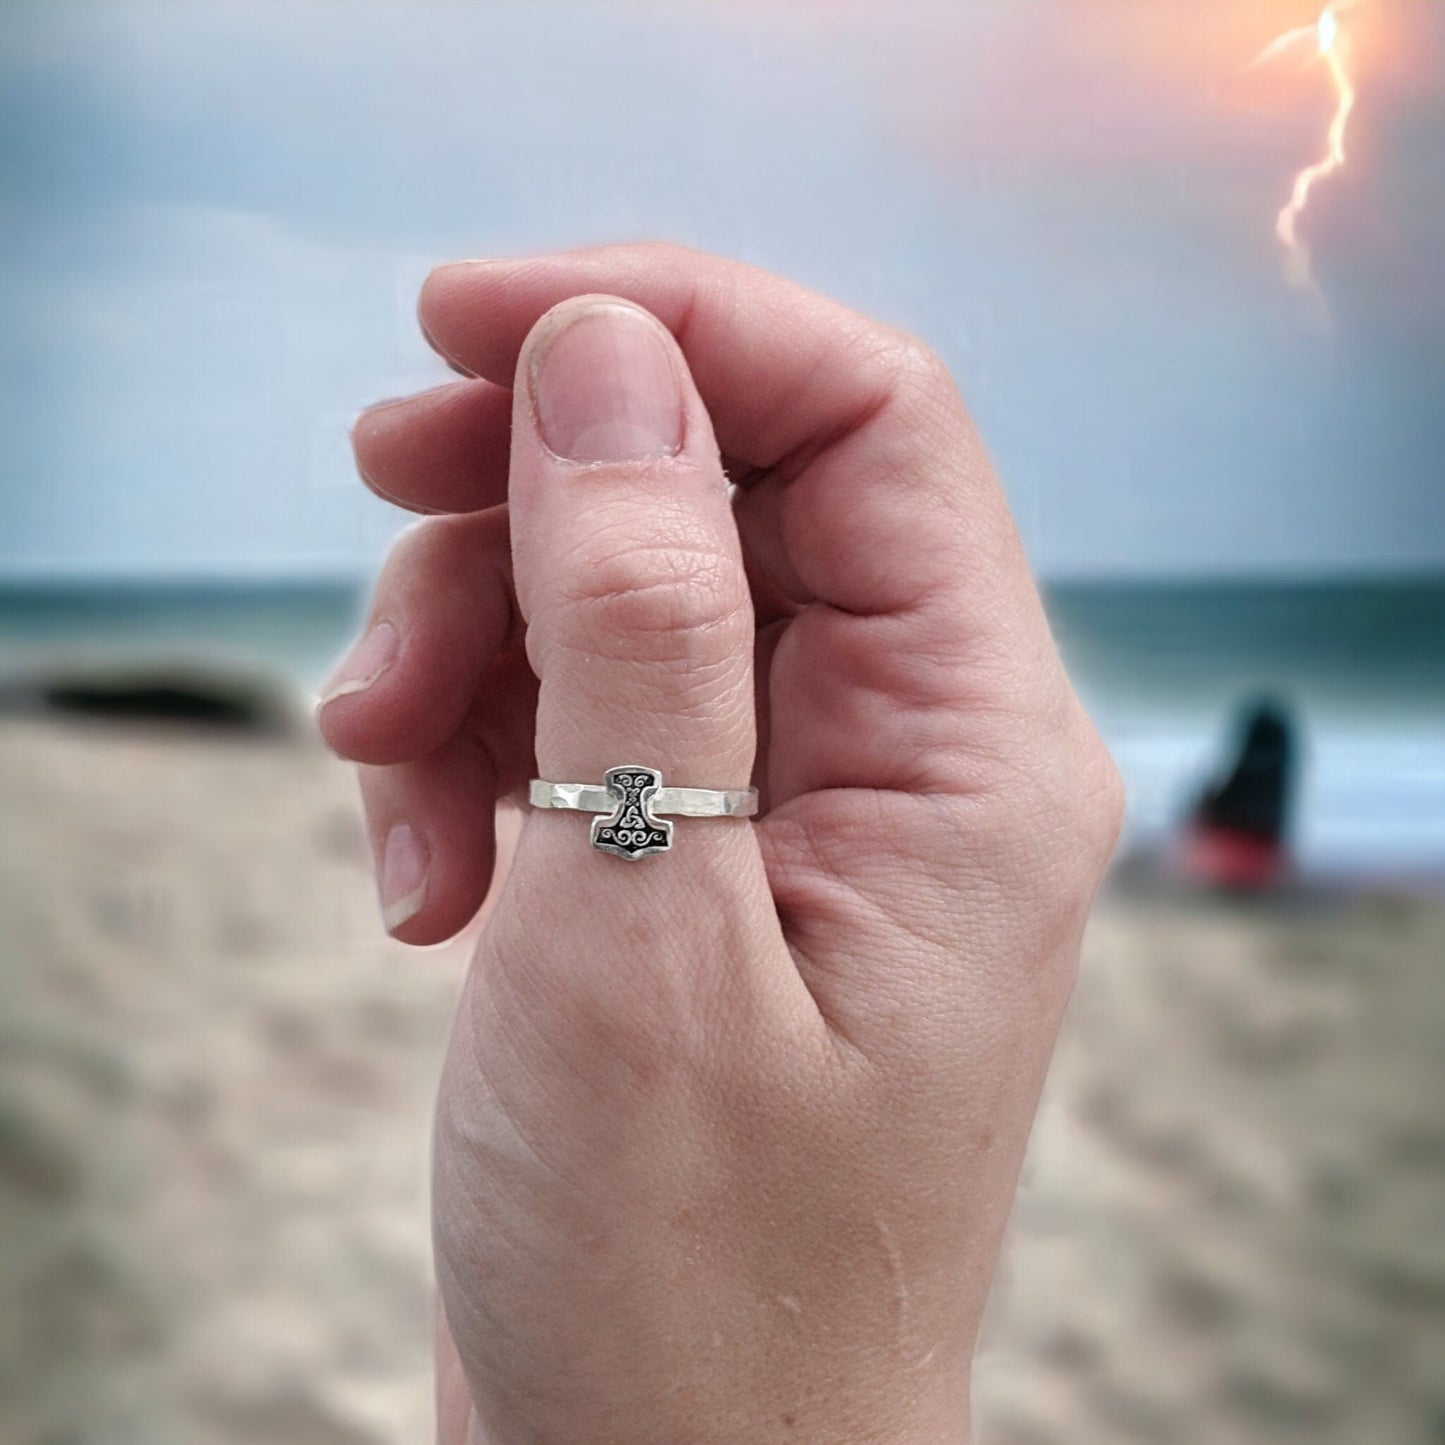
3 715 1442 1444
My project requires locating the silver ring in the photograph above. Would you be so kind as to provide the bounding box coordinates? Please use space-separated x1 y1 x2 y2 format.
528 763 758 861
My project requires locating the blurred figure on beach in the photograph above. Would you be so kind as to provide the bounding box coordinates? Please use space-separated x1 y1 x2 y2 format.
1183 696 1298 891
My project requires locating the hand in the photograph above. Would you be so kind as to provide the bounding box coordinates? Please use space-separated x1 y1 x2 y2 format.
318 244 1122 1444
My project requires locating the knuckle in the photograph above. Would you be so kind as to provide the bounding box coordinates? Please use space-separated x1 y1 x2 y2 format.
1056 715 1127 880
554 538 751 665
867 326 959 403
974 697 1124 895
842 326 968 450
377 515 438 578
380 509 506 588
897 330 955 389
1093 744 1128 860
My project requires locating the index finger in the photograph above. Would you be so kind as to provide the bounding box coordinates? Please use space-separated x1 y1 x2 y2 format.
423 244 901 470
418 243 1037 627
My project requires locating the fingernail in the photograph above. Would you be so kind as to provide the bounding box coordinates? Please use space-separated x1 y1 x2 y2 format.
531 304 683 463
380 823 429 933
319 621 398 706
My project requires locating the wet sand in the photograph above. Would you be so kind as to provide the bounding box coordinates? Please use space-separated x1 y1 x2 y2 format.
2 717 1442 1443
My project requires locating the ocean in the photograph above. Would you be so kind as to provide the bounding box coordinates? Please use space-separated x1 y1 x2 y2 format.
1047 579 1444 880
2 576 1441 880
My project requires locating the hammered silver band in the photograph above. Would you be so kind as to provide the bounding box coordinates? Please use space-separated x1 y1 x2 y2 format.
528 782 759 817
528 764 758 860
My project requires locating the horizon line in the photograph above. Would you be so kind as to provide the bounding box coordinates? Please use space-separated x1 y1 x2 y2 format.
2 564 1443 592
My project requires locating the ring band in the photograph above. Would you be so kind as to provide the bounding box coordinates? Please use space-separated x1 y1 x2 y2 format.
528 763 758 860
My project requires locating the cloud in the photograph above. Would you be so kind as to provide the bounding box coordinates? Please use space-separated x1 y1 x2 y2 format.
1 0 1442 579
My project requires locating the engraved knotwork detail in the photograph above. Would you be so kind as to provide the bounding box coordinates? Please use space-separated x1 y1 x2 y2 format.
591 765 673 860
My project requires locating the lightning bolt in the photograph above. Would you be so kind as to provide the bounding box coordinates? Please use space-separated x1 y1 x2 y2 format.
1266 3 1358 298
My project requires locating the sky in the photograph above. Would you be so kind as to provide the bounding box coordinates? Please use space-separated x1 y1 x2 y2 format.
1 0 1442 583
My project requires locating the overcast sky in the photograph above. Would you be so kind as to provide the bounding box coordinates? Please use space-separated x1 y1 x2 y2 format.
2 0 1442 581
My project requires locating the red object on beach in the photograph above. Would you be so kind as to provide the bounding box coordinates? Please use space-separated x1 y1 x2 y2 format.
1181 824 1287 891
1183 698 1296 891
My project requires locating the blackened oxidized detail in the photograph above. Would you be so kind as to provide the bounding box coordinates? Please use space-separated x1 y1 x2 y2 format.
590 765 673 860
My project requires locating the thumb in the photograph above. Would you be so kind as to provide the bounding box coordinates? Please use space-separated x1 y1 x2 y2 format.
507 295 758 862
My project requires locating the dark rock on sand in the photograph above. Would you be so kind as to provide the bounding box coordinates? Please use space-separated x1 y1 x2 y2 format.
0 665 297 734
